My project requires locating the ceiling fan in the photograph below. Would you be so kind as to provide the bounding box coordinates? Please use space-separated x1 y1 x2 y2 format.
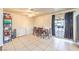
26 8 39 17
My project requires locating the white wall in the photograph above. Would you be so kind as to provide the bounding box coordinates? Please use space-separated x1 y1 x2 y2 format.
0 9 3 46
11 13 33 36
14 14 33 37
34 15 52 29
73 9 79 41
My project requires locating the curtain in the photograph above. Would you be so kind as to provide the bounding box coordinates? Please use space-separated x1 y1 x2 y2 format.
64 12 73 39
52 15 55 36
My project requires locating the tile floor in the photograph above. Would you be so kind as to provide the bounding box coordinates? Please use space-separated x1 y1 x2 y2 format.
2 35 79 51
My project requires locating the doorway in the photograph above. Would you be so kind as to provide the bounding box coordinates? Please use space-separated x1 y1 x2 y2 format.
52 12 73 40
55 19 65 38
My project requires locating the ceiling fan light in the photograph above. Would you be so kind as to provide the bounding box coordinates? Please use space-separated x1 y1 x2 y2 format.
27 13 35 17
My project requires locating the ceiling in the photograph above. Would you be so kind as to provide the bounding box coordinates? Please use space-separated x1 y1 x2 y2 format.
4 8 74 17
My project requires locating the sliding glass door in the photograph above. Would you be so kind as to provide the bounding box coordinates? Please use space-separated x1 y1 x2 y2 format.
55 20 65 38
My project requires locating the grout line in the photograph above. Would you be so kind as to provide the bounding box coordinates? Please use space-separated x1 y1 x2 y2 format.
11 40 16 51
18 37 32 51
19 36 46 50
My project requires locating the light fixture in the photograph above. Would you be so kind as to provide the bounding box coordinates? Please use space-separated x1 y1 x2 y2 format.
26 8 39 17
26 8 34 13
27 13 35 17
